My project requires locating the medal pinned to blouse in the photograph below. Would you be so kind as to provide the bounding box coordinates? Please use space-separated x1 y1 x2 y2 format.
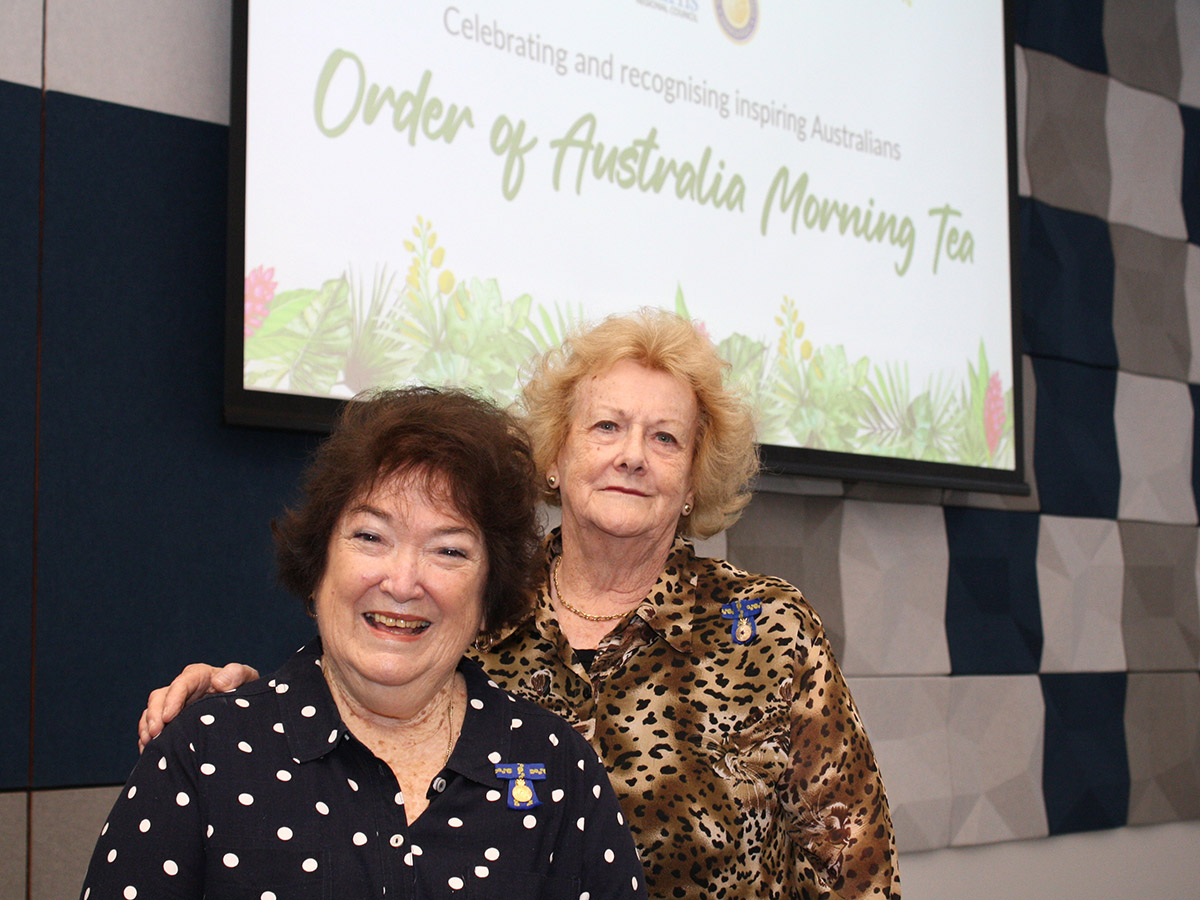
494 762 546 809
721 598 762 644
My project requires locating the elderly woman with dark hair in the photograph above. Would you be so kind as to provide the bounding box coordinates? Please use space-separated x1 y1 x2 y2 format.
85 387 646 900
141 310 900 899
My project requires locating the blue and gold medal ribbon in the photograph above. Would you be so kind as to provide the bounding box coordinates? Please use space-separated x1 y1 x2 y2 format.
720 598 762 644
494 762 546 809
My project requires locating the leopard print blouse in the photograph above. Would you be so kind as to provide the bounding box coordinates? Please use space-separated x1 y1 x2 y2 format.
472 532 900 900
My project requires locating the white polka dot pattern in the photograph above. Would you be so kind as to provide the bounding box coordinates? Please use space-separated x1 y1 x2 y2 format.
78 642 646 900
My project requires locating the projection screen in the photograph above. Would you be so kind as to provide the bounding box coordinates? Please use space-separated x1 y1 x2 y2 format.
226 0 1025 493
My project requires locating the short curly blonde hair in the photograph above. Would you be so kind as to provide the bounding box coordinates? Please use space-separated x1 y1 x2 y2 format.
521 308 759 539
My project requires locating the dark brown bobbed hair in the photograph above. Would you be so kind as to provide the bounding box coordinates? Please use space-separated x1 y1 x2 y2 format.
273 387 541 633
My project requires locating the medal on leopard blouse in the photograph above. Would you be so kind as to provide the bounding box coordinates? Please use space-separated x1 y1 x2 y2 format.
721 598 762 644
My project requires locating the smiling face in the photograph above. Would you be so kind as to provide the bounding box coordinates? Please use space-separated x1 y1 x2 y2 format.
313 472 487 714
549 359 700 548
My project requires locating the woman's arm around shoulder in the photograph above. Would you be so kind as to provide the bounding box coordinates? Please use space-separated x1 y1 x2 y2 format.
138 662 260 751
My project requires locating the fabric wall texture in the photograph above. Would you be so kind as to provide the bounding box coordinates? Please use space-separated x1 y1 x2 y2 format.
1 0 1198 873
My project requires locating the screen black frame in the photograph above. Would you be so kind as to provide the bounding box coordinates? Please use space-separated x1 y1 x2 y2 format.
224 0 1028 495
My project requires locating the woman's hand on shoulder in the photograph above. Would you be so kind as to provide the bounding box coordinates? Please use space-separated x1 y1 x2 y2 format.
137 663 260 752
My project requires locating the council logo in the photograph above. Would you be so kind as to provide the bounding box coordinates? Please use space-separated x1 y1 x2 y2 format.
714 0 759 43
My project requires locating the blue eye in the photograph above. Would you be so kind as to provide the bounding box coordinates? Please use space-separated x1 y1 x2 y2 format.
655 432 677 444
595 421 616 432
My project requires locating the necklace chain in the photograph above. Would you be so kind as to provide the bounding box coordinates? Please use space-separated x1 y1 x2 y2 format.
552 558 631 622
443 685 454 768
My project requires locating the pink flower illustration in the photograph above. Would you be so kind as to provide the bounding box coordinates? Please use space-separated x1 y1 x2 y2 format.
244 265 277 337
984 371 1006 457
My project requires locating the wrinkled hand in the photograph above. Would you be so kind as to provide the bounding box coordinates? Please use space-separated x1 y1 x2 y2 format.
137 662 260 752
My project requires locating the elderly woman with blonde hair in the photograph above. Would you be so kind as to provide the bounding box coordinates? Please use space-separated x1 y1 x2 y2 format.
141 309 900 899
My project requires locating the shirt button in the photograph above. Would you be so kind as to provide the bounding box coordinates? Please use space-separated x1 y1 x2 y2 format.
432 776 447 793
389 834 404 848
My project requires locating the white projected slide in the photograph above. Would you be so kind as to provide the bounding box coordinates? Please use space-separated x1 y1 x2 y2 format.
237 0 1018 478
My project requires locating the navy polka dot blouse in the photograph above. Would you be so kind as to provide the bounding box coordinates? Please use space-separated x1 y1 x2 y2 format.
80 639 646 899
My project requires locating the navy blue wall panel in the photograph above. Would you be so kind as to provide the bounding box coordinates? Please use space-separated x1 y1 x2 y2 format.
1010 0 1108 75
1182 103 1200 246
35 93 318 787
1041 672 1129 835
1019 199 1118 368
945 507 1043 675
1192 384 1200 517
0 79 41 789
1030 356 1120 519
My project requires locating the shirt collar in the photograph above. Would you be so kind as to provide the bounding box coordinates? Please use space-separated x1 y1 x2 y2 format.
267 638 347 764
484 529 700 655
445 659 521 787
627 533 698 654
265 637 520 787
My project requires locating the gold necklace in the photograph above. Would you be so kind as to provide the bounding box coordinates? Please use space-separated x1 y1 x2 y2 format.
443 687 454 767
552 558 630 622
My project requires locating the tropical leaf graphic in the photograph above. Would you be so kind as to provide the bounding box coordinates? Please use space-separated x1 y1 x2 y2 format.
244 221 1017 468
244 278 352 393
344 266 415 394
